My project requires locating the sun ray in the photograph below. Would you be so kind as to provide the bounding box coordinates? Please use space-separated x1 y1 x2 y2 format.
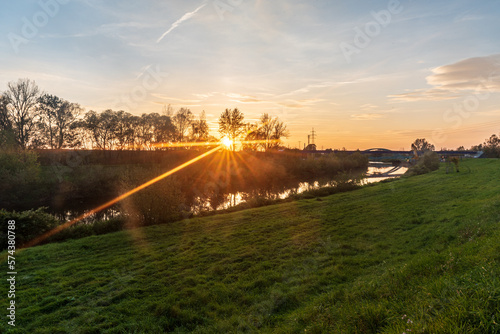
126 141 219 150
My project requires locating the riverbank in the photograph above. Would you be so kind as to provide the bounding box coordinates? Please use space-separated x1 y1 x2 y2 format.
1 159 499 333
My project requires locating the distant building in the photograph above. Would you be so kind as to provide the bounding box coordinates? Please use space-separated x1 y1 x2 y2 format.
304 144 317 151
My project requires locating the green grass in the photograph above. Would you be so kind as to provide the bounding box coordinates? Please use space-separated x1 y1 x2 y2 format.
2 159 500 333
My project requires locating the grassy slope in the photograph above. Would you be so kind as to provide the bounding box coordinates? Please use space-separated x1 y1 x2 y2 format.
1 159 500 333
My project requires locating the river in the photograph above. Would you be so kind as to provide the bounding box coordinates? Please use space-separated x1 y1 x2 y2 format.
50 163 407 222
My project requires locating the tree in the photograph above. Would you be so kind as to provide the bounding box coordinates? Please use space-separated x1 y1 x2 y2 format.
270 118 289 149
190 111 209 142
482 133 500 158
4 78 41 149
135 113 155 150
243 122 261 151
38 94 82 149
0 94 15 148
172 108 193 142
484 134 499 148
411 138 435 152
258 113 276 150
81 110 118 150
113 110 136 150
218 108 245 151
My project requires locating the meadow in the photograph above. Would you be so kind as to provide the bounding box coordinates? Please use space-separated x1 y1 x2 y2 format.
1 159 499 333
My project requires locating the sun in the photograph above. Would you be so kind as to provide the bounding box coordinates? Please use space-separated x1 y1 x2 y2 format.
221 136 233 149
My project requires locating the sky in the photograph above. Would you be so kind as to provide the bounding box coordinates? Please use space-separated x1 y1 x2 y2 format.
1 0 500 150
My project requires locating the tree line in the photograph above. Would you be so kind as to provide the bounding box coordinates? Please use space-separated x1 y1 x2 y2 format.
0 78 288 151
411 135 500 158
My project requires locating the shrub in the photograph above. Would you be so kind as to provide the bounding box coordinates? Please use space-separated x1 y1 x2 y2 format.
406 151 440 176
0 208 59 250
120 174 187 227
44 217 126 244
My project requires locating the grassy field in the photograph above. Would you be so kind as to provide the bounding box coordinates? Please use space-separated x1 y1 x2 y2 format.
1 159 500 333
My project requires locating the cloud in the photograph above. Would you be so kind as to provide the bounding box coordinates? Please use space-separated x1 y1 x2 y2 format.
389 88 460 102
427 54 500 91
350 113 386 121
389 54 500 102
156 3 206 43
225 93 264 104
151 93 202 105
454 14 483 23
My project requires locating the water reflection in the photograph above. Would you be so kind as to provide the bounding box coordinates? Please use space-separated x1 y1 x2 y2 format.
50 164 407 221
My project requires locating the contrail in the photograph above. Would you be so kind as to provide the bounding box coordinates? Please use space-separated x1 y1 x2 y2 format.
157 3 207 43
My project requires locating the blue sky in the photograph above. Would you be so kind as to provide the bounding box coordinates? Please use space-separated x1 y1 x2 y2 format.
2 0 500 149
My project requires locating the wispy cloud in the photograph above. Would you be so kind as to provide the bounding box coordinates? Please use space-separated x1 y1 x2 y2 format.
389 88 460 102
351 113 386 121
156 3 206 43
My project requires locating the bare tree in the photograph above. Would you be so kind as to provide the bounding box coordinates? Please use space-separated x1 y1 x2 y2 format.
4 78 41 149
191 111 209 142
172 108 193 142
218 108 245 151
271 119 289 149
259 113 276 151
256 113 289 150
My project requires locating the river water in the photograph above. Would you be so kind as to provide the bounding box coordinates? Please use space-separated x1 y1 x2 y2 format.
51 163 407 222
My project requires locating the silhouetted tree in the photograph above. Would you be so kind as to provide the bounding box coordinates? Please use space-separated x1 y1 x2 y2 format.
243 122 261 151
219 108 245 151
38 94 82 149
271 118 289 149
0 94 15 148
411 138 435 152
4 78 41 149
82 110 119 150
152 113 176 148
259 113 276 150
173 108 193 142
134 113 155 150
190 111 209 142
113 110 136 150
482 133 500 158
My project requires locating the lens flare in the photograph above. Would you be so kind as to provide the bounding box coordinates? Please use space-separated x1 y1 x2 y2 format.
22 145 222 249
221 137 233 149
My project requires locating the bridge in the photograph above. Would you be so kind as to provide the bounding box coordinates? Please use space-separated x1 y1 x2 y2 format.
304 148 483 162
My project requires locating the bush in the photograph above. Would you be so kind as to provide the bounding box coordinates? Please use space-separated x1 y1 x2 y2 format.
406 151 440 176
44 217 126 244
0 208 59 250
120 174 187 227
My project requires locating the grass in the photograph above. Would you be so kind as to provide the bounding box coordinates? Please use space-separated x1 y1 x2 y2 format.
1 159 500 333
